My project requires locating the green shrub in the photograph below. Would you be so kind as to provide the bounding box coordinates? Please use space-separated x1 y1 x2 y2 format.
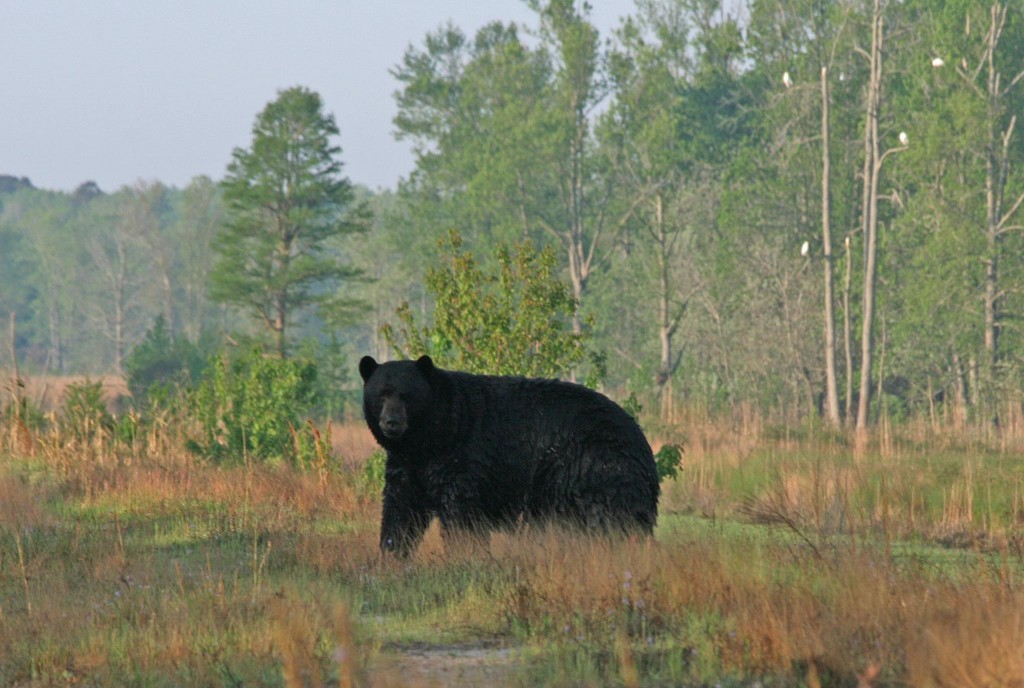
653 443 683 482
1 393 47 434
382 230 603 383
358 449 387 498
124 316 207 407
61 379 114 442
186 348 320 466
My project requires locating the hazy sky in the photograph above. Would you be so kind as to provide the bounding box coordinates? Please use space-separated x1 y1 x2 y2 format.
2 1 636 194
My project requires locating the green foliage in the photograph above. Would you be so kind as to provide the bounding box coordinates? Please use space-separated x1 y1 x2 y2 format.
358 449 387 499
382 230 598 381
123 316 206 407
10 2 1024 429
0 223 37 331
60 379 114 443
292 336 352 420
654 443 684 483
1 393 47 434
391 21 555 252
622 392 683 483
212 86 368 357
186 348 320 467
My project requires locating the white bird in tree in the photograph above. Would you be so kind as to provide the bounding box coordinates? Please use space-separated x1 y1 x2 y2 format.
932 57 945 67
782 71 793 88
801 240 810 257
899 131 909 146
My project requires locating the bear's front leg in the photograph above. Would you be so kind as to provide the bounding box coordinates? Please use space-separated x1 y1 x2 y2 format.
438 489 489 557
380 465 431 558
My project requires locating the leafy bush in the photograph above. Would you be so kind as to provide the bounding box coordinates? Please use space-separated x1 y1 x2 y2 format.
124 316 207 407
60 379 114 442
358 449 387 499
382 230 603 383
186 348 320 466
653 443 683 483
1 392 47 434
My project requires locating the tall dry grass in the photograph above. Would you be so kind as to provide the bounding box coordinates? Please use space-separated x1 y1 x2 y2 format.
3 398 1024 685
905 587 1024 688
495 525 1024 686
0 406 394 685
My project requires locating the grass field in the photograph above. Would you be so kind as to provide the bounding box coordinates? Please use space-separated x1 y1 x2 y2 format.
2 407 1024 687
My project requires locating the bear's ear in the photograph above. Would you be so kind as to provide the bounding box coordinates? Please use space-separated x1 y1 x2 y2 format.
415 355 434 376
359 356 379 383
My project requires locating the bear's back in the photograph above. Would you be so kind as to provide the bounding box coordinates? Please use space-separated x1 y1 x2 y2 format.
443 371 651 457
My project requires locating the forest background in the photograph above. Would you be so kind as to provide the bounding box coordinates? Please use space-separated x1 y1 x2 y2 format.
3 0 1024 437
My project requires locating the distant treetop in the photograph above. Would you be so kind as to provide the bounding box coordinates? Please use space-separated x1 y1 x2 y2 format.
0 175 34 194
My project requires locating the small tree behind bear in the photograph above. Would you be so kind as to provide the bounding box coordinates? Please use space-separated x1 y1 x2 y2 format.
382 230 603 383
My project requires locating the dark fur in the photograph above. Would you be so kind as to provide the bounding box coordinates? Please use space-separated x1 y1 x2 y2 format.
359 355 659 557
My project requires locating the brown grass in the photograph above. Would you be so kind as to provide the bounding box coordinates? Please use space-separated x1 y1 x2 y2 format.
4 405 1024 686
0 443 391 685
331 421 379 463
493 525 1024 685
7 374 130 412
905 588 1024 688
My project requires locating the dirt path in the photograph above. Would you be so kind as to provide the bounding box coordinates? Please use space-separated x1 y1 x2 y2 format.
377 642 521 687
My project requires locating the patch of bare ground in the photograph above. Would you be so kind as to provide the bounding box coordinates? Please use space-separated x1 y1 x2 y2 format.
376 642 520 687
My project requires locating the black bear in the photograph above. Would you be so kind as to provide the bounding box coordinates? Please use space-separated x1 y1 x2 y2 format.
359 355 659 557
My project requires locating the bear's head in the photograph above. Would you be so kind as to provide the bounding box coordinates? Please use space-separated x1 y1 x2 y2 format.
359 355 435 445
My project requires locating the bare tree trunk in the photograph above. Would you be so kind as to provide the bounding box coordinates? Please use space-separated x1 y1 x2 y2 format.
983 15 1002 428
969 355 979 408
843 235 854 424
976 3 1024 428
8 311 20 396
515 173 531 240
566 86 588 338
6 310 32 455
857 0 892 442
46 288 63 374
655 193 674 410
275 295 287 359
953 351 968 429
274 242 291 358
821 66 841 425
113 239 128 375
855 4 881 438
940 3 1024 429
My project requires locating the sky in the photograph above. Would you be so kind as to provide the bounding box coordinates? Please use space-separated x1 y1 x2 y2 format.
1 1 637 194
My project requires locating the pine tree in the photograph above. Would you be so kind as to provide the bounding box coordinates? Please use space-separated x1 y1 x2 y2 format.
211 86 367 357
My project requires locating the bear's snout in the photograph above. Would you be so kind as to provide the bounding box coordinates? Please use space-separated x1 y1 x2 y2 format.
381 415 406 438
379 398 408 439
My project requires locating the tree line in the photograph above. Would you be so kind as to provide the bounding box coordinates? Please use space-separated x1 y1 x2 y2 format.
3 0 1024 433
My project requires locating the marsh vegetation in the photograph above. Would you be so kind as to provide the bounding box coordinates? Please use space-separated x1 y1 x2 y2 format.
2 401 1023 687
